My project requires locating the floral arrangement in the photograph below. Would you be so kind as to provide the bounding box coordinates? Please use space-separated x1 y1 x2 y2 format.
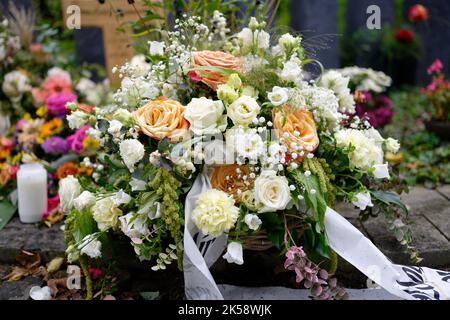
0 66 103 224
60 12 413 300
332 67 394 128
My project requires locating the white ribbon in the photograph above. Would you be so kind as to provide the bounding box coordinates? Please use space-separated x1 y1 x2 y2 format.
183 172 450 300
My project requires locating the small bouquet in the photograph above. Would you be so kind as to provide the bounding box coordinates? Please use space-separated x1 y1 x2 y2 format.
423 59 450 122
60 11 414 300
332 67 394 128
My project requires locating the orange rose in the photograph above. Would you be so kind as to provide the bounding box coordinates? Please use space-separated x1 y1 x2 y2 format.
272 106 319 156
133 97 189 142
192 51 243 90
211 164 253 201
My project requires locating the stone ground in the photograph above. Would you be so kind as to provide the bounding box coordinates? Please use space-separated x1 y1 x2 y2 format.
0 186 449 300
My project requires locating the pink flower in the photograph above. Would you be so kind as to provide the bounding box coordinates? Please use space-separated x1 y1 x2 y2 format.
32 75 73 105
88 267 103 280
46 92 77 116
66 125 89 154
427 59 443 75
42 195 60 220
188 70 202 82
408 4 429 23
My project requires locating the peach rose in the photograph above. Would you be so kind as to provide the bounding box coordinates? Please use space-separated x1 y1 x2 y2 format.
272 106 320 156
192 51 243 90
211 164 253 201
133 97 189 142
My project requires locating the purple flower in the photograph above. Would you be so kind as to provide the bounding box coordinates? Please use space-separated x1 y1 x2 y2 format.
46 92 77 116
66 125 89 154
41 136 69 155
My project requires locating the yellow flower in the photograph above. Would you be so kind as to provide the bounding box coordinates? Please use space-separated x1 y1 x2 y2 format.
38 118 63 143
11 152 22 164
82 137 100 150
36 106 48 117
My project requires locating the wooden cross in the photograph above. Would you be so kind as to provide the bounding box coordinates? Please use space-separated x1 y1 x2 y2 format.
61 0 161 84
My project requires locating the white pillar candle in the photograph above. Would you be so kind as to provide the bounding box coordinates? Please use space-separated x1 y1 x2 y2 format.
17 163 48 223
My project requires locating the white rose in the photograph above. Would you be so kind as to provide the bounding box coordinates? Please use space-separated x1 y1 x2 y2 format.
227 96 261 126
385 138 400 154
119 139 145 172
222 242 244 265
58 175 82 213
73 191 96 212
373 163 390 179
108 119 123 137
244 214 262 231
267 86 288 106
149 41 165 56
92 196 122 231
352 192 373 210
184 97 227 135
119 213 150 240
2 71 31 102
113 189 131 205
130 178 146 191
78 235 102 258
67 111 88 130
254 170 291 213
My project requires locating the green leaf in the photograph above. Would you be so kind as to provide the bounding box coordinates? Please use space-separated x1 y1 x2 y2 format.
0 201 16 230
139 291 160 300
370 190 409 215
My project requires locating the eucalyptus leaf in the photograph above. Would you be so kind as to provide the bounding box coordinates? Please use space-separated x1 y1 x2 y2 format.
140 291 160 300
370 190 408 215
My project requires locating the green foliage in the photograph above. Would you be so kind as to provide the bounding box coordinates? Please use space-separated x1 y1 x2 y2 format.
140 291 160 300
0 201 16 231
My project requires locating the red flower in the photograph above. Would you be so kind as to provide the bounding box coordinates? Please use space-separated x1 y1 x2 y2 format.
408 4 429 23
88 267 103 280
395 29 414 43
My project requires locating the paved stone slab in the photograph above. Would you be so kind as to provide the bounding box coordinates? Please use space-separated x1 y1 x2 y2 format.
362 214 450 266
422 205 450 241
0 218 65 264
0 266 43 300
437 185 450 201
401 187 449 216
335 202 360 219
218 284 401 300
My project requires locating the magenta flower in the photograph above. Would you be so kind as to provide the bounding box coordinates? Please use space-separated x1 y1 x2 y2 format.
46 92 77 116
41 136 69 155
427 59 443 75
66 125 89 154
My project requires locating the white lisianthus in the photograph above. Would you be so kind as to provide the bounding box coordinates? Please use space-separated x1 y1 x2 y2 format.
244 214 262 231
217 84 239 104
335 129 384 171
267 86 289 106
254 170 291 213
385 138 400 154
78 234 102 258
58 175 82 213
113 189 131 205
108 119 123 137
352 192 374 210
113 108 133 125
278 33 299 50
119 139 145 172
149 41 165 56
92 196 122 231
227 96 261 126
237 28 269 51
372 163 390 179
279 58 302 85
240 190 259 211
237 28 253 49
184 97 227 135
67 111 88 130
130 177 146 191
73 191 96 212
2 70 31 102
241 85 259 98
119 213 150 240
222 242 244 265
192 189 239 237
255 30 270 49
